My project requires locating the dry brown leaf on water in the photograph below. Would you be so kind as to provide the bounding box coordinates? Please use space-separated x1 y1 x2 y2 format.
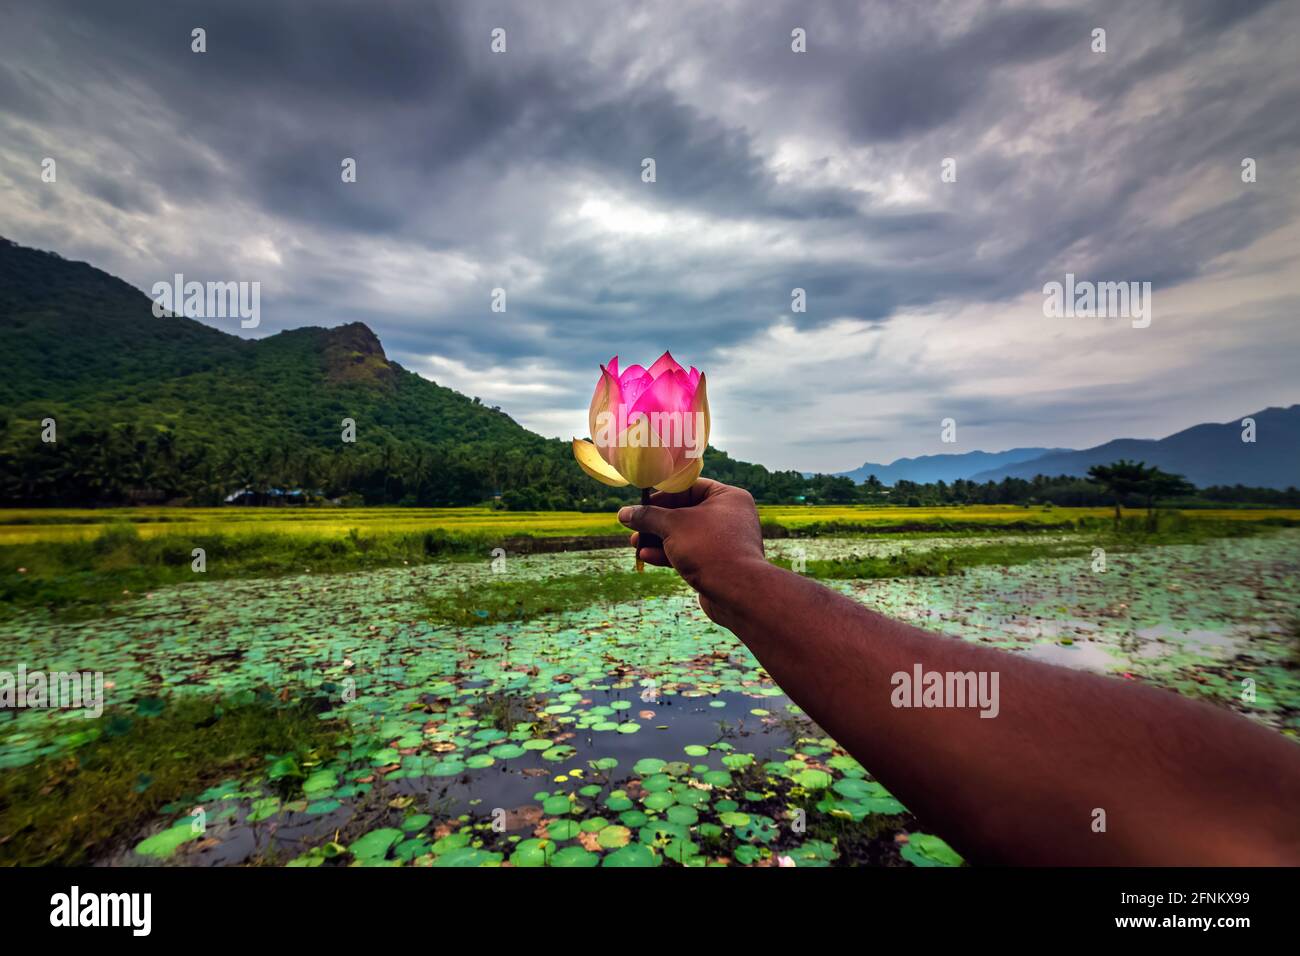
533 818 562 839
504 806 543 830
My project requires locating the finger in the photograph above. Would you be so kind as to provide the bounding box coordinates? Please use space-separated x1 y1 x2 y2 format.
637 547 670 567
617 504 676 538
631 532 671 567
647 477 723 510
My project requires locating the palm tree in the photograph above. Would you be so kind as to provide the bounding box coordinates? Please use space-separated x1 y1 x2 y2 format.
1087 460 1154 527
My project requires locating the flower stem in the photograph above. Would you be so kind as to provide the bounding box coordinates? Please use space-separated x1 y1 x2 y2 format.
635 487 661 573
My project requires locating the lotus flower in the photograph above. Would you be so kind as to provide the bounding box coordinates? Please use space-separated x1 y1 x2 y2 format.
571 351 709 491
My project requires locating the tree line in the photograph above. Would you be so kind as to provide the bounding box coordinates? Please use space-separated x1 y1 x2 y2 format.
1 420 1295 510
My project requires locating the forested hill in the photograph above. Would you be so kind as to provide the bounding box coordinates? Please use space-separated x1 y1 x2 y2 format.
0 238 599 506
0 237 811 507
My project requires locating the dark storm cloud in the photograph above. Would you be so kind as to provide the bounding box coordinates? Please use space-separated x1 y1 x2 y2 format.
1 0 1298 468
837 5 1088 142
7 0 849 236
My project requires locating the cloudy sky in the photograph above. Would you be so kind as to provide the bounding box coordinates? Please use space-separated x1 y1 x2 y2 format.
2 0 1298 472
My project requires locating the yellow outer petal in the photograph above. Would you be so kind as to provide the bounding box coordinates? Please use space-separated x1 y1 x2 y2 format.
571 438 629 487
588 369 616 462
613 430 677 488
691 372 710 455
654 456 703 493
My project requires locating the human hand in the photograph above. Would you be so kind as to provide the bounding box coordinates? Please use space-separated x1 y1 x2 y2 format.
616 478 766 600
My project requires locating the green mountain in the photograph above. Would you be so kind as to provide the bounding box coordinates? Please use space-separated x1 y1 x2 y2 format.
0 237 806 508
0 238 600 506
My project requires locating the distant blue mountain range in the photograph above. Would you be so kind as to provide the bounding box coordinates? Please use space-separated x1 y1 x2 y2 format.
836 447 1068 486
836 405 1300 490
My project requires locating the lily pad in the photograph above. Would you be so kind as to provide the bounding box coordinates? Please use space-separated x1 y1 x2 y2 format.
349 828 404 863
602 843 660 867
134 823 199 859
901 833 964 867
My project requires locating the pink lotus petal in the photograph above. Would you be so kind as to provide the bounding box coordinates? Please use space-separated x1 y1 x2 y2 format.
618 365 654 410
646 350 685 380
590 364 624 466
628 368 696 468
630 367 693 420
591 363 623 417
576 353 706 492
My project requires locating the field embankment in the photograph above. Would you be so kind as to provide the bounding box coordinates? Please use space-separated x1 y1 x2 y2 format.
2 505 1298 618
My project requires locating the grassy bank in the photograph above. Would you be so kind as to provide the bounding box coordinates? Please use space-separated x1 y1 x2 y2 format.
772 514 1278 580
3 506 1296 619
0 523 498 619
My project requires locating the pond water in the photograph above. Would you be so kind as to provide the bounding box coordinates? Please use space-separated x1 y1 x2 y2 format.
4 530 1297 866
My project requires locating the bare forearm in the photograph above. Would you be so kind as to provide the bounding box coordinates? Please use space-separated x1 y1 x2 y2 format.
700 559 1300 865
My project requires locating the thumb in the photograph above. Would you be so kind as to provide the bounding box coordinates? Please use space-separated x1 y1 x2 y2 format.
617 504 676 538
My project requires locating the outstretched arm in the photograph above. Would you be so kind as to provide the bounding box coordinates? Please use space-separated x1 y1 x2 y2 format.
620 479 1300 866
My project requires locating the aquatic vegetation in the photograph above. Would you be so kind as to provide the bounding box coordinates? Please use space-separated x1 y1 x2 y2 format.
0 692 345 865
424 567 686 626
1 523 1295 866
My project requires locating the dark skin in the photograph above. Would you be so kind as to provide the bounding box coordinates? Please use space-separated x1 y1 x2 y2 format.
620 478 1300 866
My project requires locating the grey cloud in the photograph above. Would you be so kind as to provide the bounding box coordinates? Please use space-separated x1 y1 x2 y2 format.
1 0 1297 467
